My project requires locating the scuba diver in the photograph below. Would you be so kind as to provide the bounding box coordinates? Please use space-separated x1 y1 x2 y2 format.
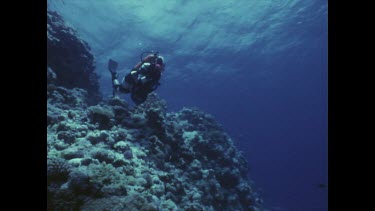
108 51 166 105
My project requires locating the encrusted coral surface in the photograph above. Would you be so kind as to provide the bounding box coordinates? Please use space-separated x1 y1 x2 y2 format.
47 69 265 210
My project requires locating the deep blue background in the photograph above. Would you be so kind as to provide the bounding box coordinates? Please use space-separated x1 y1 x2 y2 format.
158 38 328 211
155 19 328 211
158 22 328 211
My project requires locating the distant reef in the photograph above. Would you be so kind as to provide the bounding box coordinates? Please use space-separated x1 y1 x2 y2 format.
47 9 265 211
47 9 101 105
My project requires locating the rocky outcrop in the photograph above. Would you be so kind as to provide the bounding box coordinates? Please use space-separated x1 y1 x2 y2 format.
47 82 266 210
47 10 101 105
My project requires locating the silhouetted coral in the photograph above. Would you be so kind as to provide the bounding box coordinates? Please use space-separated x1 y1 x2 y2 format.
47 10 101 105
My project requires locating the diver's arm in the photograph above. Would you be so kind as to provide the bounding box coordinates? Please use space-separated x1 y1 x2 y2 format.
137 63 151 75
137 62 158 84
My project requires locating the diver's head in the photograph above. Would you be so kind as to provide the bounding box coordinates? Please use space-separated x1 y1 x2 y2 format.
155 56 165 71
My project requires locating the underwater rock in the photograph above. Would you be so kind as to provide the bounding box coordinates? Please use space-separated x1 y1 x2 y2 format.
57 131 77 144
107 97 130 108
159 199 178 210
47 157 72 185
46 84 266 210
90 148 118 164
48 86 89 110
87 105 115 130
136 93 167 114
47 67 57 84
123 149 134 160
47 10 101 105
61 148 84 160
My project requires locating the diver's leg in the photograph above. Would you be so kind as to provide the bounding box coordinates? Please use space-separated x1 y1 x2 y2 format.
120 73 137 93
119 85 130 93
111 72 123 97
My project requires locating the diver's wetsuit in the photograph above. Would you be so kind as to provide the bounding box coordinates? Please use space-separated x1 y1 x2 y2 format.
112 55 162 104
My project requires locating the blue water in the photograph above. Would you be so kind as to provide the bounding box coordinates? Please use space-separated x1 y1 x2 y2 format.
48 1 328 210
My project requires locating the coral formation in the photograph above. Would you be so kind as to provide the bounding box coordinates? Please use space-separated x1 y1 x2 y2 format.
47 9 101 105
47 82 266 210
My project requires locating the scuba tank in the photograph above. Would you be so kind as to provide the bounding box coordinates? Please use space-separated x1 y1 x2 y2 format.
140 51 159 63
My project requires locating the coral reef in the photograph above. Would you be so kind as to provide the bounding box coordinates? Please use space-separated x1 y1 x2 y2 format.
47 9 101 105
46 9 265 211
47 83 266 210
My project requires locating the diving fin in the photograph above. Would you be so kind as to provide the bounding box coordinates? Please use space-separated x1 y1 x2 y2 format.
108 59 118 73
